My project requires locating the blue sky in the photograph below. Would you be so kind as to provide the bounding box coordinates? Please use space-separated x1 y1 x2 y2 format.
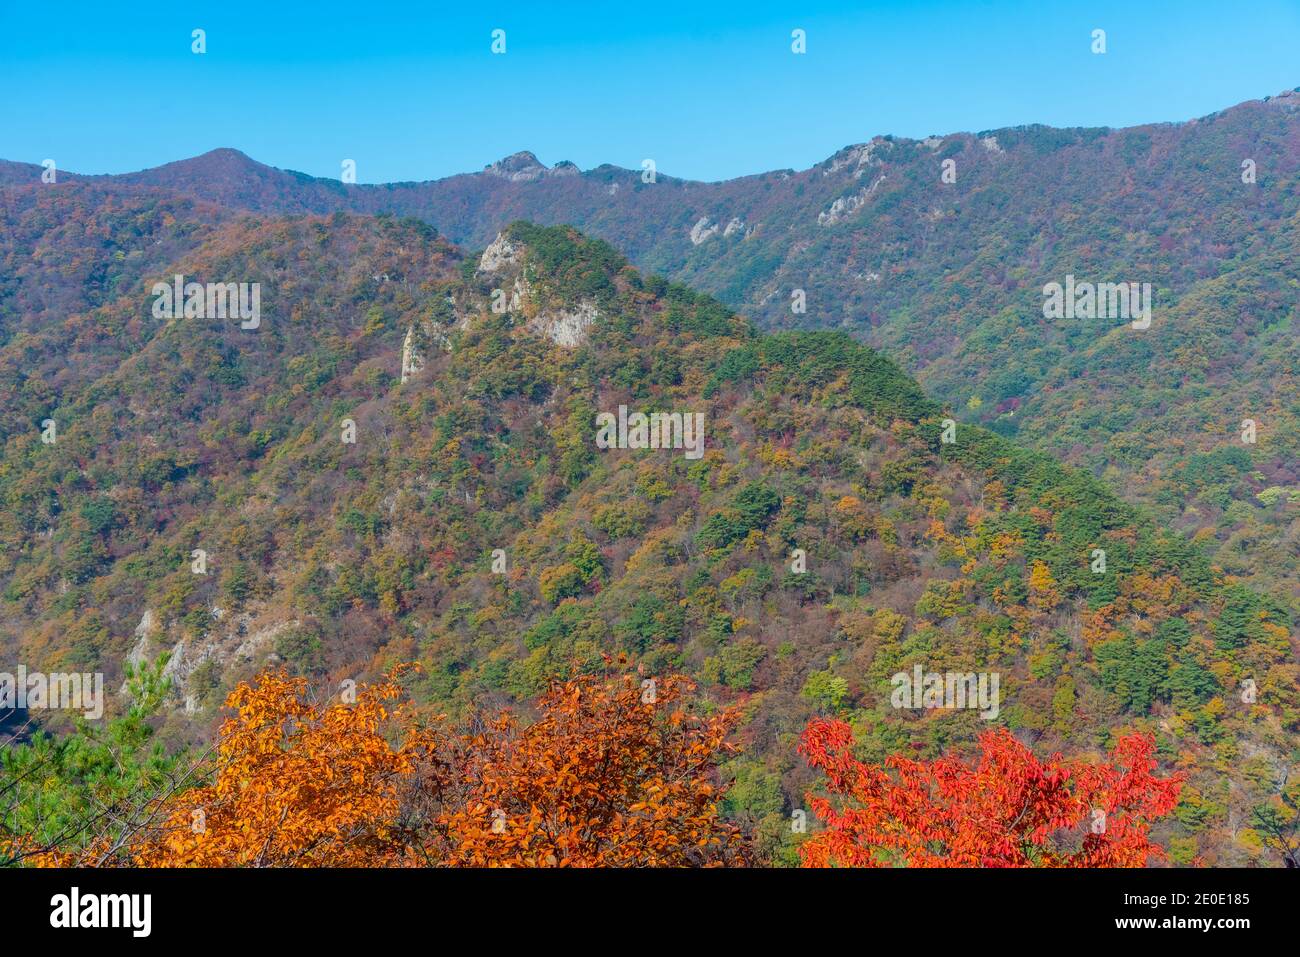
2 1 1298 183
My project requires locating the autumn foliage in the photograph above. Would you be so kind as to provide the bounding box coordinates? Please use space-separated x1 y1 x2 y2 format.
440 673 744 866
131 667 439 867
16 665 742 868
798 719 1183 868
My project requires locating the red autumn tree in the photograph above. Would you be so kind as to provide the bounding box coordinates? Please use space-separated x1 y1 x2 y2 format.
798 720 1183 868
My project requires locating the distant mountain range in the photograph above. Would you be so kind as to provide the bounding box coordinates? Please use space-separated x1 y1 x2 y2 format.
4 89 1297 605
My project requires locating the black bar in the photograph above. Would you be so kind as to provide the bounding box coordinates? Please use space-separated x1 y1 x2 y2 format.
2 866 1284 944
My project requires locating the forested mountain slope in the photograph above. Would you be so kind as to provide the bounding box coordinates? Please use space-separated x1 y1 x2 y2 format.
0 220 1293 865
5 90 1295 603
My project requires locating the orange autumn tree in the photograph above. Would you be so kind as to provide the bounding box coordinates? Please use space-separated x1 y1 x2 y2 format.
441 672 745 866
20 664 743 867
131 666 442 867
798 720 1183 868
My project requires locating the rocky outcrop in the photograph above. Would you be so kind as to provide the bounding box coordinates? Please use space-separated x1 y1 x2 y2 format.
474 232 599 348
119 609 160 692
483 151 584 182
822 139 890 177
690 217 721 245
484 150 549 182
1264 88 1300 111
118 602 298 712
689 216 748 244
478 233 522 274
818 174 887 225
528 301 598 348
400 325 424 383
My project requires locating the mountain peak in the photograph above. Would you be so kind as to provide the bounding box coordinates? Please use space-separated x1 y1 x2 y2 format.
171 147 261 171
119 147 273 185
485 151 549 182
1262 87 1300 110
197 147 256 162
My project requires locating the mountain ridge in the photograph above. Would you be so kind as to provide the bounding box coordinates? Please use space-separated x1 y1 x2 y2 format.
6 87 1298 188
